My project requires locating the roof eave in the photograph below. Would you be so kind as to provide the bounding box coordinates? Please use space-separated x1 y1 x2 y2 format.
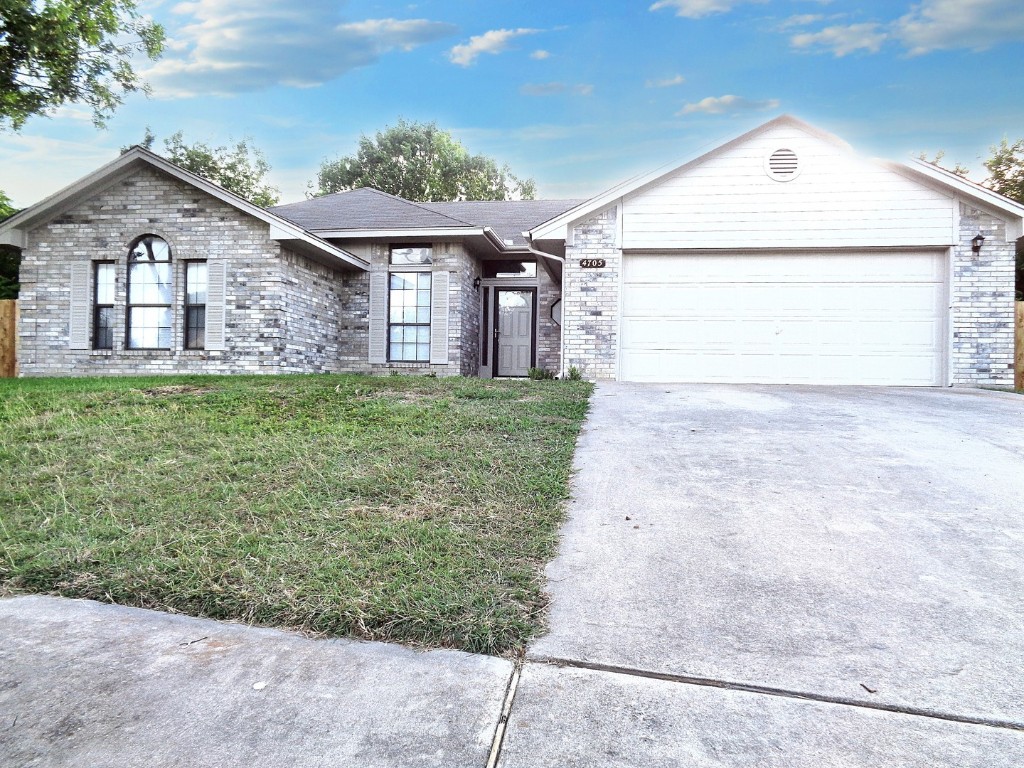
893 160 1024 239
310 226 488 239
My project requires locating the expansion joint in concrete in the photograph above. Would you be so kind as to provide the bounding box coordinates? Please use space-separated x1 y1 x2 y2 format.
485 664 522 768
529 656 1024 734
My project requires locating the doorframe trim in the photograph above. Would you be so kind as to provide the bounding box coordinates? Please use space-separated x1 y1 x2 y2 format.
492 286 538 378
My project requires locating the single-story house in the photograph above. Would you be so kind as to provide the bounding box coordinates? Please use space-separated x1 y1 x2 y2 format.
1 115 1021 386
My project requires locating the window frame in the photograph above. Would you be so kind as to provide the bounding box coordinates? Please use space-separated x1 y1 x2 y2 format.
125 235 173 350
92 260 116 350
184 259 208 350
387 244 433 364
387 271 432 363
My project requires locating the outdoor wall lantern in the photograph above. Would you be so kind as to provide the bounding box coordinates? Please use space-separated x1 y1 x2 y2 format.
972 233 985 254
473 276 481 292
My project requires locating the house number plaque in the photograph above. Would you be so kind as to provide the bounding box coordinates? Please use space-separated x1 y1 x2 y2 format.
579 259 606 269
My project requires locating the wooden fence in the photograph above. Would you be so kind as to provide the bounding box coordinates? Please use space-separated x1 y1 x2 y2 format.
0 300 15 378
1016 301 1023 391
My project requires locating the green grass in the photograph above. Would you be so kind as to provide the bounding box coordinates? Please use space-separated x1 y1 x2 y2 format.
0 374 592 655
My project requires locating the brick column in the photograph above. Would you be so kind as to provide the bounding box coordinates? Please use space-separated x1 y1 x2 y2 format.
951 204 1017 386
562 207 621 380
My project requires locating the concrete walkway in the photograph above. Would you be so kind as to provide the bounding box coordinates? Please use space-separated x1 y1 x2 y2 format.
3 385 1023 765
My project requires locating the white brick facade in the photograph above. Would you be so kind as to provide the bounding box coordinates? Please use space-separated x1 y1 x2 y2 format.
562 208 620 380
952 204 1017 386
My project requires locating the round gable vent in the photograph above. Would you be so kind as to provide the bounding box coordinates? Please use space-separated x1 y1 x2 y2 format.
766 148 800 182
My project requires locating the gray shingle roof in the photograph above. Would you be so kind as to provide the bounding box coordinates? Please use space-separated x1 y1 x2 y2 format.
269 188 471 231
269 188 584 245
420 199 585 245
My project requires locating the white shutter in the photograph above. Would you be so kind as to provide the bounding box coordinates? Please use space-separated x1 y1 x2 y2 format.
368 271 388 364
69 263 90 350
205 261 227 351
429 270 449 365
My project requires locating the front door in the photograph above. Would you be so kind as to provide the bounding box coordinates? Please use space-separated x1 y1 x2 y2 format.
495 289 535 377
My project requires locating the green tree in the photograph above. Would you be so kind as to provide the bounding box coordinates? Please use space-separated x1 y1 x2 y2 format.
0 0 165 130
126 130 281 207
984 139 1024 204
0 190 19 298
982 139 1024 300
311 119 536 201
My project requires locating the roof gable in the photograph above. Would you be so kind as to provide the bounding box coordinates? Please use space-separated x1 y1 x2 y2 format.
0 147 367 270
528 115 1024 243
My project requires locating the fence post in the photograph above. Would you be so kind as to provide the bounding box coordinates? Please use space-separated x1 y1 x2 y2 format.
1016 301 1023 391
0 300 16 378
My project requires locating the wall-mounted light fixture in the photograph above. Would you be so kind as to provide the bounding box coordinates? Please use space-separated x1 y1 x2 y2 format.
473 276 481 292
971 233 985 254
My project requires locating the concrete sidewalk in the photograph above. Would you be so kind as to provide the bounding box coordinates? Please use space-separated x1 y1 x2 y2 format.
0 596 512 767
3 595 1023 766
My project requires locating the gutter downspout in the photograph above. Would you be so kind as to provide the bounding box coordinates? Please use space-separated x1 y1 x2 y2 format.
525 242 567 379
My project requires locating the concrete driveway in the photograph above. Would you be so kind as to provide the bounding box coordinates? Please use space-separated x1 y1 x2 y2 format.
503 384 1024 764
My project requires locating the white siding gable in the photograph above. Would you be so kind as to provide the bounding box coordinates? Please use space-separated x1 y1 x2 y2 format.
621 123 956 250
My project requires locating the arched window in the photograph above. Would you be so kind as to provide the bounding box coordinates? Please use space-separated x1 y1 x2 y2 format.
126 235 173 349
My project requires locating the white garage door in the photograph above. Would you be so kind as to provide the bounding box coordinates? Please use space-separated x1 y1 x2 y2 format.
620 251 947 385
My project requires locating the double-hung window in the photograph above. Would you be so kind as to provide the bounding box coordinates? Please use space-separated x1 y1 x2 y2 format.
92 262 115 350
388 246 432 363
184 261 208 349
126 235 172 349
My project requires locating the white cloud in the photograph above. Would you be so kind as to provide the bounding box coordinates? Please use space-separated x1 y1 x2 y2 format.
677 94 779 115
530 49 551 60
47 106 95 122
646 74 686 88
790 23 887 56
649 0 761 19
788 0 1024 57
0 134 116 207
448 28 540 67
145 1 456 98
520 82 594 97
895 0 1024 54
779 14 825 30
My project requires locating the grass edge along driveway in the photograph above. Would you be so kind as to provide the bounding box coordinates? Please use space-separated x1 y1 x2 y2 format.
0 374 592 656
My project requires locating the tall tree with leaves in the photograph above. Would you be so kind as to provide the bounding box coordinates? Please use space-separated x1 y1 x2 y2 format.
983 138 1024 301
0 190 18 298
311 119 536 201
0 0 165 130
984 139 1024 204
127 130 281 207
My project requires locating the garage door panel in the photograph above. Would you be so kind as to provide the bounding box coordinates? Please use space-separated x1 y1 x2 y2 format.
621 350 942 385
620 251 946 385
624 251 945 284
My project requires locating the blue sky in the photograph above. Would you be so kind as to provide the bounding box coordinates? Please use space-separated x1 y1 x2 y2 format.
2 0 1023 207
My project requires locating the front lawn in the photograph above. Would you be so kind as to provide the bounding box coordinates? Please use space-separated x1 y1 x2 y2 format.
0 374 592 655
